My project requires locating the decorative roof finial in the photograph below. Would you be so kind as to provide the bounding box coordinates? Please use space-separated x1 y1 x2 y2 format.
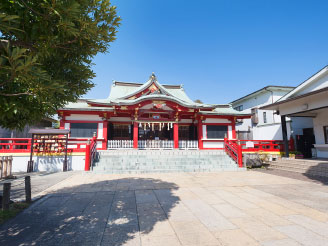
149 72 157 82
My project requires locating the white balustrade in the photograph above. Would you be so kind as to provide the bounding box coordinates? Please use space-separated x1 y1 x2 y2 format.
179 140 198 149
107 140 133 149
138 140 174 149
108 140 198 149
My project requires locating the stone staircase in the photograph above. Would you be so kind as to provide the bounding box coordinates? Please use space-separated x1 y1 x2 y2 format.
266 158 328 178
92 149 244 174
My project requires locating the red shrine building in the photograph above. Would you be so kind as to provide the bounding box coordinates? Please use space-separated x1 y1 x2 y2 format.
58 73 250 150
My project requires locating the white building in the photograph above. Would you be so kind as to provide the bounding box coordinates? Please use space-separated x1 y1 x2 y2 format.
263 66 328 158
230 86 295 140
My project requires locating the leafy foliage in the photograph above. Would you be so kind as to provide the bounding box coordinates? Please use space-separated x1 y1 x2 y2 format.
0 0 120 129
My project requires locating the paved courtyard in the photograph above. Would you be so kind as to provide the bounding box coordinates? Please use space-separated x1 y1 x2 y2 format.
1 171 328 246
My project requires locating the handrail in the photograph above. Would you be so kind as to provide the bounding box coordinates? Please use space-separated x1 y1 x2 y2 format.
224 138 243 167
84 136 97 171
0 137 105 153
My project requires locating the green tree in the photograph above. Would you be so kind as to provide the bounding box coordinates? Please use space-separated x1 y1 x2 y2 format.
0 0 120 129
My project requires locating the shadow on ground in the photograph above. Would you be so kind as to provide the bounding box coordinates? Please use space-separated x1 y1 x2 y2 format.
303 161 328 185
0 177 180 245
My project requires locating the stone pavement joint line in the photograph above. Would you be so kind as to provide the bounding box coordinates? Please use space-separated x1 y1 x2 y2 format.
1 171 328 246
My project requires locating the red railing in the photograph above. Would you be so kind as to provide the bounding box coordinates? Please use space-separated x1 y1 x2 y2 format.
0 138 106 153
0 138 31 153
85 136 97 171
224 138 243 167
238 140 283 152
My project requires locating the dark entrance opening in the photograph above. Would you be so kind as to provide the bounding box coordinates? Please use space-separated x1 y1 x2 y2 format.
138 125 173 140
296 128 316 158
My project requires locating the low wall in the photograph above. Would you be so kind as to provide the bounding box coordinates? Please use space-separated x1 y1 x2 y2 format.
0 153 85 172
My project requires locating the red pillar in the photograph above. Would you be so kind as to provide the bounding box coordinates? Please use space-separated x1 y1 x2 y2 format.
59 120 65 129
237 143 243 168
231 119 236 139
133 122 138 149
173 123 179 149
102 121 108 150
198 120 203 149
85 140 91 171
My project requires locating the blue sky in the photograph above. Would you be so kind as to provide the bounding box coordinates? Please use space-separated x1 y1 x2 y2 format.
85 0 328 104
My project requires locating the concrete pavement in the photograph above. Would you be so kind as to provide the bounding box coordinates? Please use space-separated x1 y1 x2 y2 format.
1 171 328 245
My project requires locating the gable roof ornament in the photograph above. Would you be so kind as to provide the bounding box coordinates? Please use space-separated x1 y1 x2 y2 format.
150 72 157 82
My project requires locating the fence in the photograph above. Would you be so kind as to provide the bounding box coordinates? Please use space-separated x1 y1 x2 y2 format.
0 138 106 153
237 140 283 152
178 140 198 149
138 140 174 149
108 140 133 149
0 138 31 153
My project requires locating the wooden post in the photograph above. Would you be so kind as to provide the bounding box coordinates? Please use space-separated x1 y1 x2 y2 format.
63 133 68 172
2 183 11 210
28 134 34 173
3 156 8 178
281 115 289 157
7 156 13 178
25 176 32 203
0 157 3 179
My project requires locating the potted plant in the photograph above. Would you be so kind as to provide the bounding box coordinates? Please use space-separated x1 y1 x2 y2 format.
295 151 304 159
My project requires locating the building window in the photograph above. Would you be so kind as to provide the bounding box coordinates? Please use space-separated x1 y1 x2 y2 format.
70 123 98 138
234 105 243 111
113 124 131 139
263 112 267 124
206 125 228 139
324 126 328 144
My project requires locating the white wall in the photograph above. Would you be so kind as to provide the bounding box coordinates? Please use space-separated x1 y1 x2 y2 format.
313 109 328 145
313 109 328 158
10 154 85 173
232 89 294 140
279 92 328 116
252 122 291 140
65 114 102 121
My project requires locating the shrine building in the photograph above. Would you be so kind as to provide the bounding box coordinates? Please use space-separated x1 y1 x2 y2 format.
58 73 250 150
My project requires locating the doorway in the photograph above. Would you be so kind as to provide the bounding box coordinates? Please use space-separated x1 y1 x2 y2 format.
296 128 316 158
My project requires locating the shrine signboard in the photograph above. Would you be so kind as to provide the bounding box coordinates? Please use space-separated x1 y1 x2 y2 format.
27 129 70 172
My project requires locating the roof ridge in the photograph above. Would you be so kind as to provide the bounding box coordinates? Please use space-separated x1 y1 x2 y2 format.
113 81 182 88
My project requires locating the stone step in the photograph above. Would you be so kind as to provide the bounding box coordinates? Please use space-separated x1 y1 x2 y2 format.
93 168 244 174
93 149 240 174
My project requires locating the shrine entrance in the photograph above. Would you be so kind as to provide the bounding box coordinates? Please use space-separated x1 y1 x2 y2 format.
138 124 173 141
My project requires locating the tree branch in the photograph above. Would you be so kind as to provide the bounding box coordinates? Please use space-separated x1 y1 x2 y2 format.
19 0 45 17
0 92 33 96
